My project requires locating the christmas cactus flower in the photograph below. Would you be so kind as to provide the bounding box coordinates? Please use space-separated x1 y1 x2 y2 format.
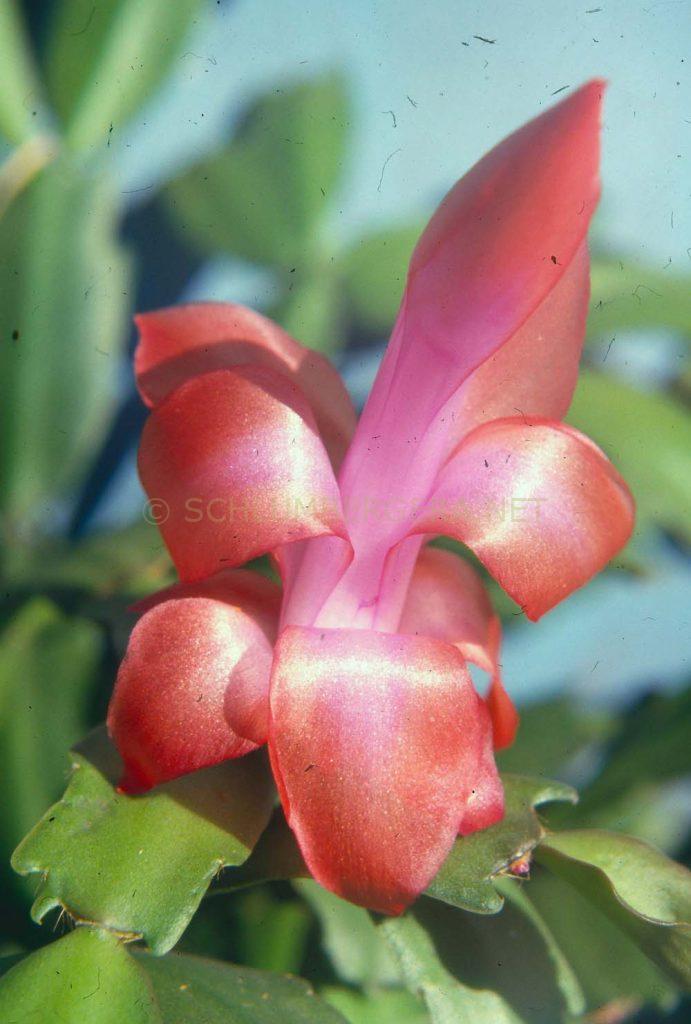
108 80 634 914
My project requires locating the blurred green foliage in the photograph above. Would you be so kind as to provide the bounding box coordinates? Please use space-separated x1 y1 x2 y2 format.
0 157 131 537
0 925 347 1023
536 830 691 989
0 1 689 1022
527 868 677 1014
46 0 202 151
167 74 351 350
0 2 48 144
168 75 349 267
568 370 691 551
589 259 691 339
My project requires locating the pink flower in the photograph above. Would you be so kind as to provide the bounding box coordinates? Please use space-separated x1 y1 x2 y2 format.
108 81 633 914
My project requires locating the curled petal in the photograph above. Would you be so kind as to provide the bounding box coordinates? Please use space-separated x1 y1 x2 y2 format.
269 626 503 914
399 546 518 748
130 569 281 747
108 571 280 791
134 302 356 466
414 418 634 621
139 366 347 582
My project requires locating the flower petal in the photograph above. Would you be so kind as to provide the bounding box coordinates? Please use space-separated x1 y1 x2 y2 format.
414 418 634 621
138 365 347 582
399 546 518 748
486 656 520 752
458 701 506 834
108 571 280 792
274 533 353 629
387 80 601 429
305 83 604 632
131 566 280 619
340 82 603 510
269 626 503 913
452 240 590 432
135 302 357 466
399 546 496 669
130 569 281 746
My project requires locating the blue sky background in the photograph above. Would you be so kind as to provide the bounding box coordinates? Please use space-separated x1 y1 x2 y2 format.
114 0 689 266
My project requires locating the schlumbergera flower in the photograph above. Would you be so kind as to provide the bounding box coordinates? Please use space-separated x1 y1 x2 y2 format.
108 80 634 913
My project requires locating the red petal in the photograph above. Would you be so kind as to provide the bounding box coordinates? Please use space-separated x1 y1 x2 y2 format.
415 418 634 621
399 546 518 749
129 568 281 746
400 546 496 670
108 571 280 791
269 626 503 913
138 365 347 582
486 649 520 751
458 699 505 834
453 241 590 433
135 302 356 467
131 566 280 618
398 81 601 407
